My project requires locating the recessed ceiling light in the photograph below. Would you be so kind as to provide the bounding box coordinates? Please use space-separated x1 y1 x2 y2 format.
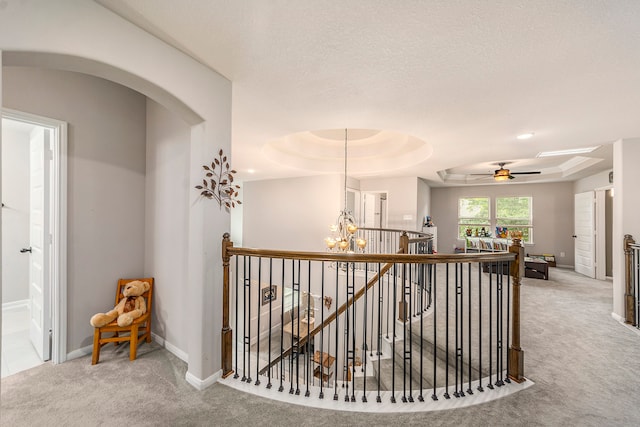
247 169 255 174
517 133 534 140
536 146 600 158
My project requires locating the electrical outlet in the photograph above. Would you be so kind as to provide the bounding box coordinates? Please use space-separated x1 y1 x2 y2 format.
560 252 565 257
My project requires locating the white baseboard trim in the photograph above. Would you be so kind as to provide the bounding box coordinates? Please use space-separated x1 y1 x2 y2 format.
556 264 573 269
611 312 625 323
66 334 188 363
151 333 188 362
185 369 222 391
67 344 93 361
2 299 29 311
612 312 640 336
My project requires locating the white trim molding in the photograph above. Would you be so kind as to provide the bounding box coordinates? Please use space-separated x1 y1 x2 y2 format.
2 108 68 365
152 333 188 362
67 344 93 361
2 299 29 311
185 369 222 391
611 311 625 323
612 312 640 337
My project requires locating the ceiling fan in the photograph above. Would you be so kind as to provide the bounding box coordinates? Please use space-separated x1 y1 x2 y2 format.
472 162 541 181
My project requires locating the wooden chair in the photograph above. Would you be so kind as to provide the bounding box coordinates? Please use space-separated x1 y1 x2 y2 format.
91 277 154 365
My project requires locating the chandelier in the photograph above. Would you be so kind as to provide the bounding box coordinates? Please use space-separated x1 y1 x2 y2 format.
325 129 366 252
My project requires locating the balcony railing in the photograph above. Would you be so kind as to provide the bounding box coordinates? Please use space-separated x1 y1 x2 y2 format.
220 229 525 408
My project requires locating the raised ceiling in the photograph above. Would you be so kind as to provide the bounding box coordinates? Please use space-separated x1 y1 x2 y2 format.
97 0 639 185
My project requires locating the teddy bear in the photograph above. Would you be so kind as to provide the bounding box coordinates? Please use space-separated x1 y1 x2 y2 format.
90 280 150 328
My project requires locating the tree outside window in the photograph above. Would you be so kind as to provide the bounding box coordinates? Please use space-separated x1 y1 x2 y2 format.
458 197 490 238
496 196 533 243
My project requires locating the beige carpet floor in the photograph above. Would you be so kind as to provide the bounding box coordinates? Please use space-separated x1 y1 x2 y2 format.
2 268 640 426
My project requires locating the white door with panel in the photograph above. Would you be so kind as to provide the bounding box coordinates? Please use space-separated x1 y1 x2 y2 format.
574 191 595 278
29 127 52 361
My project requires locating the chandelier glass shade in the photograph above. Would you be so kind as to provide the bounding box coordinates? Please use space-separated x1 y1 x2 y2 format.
325 129 366 252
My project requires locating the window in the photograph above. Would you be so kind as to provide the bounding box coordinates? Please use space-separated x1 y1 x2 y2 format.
496 196 533 243
458 197 490 238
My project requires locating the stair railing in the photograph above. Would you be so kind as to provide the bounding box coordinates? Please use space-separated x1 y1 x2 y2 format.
221 231 525 405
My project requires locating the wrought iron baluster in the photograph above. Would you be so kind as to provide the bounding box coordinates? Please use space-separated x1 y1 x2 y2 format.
293 259 301 395
391 263 397 403
234 256 240 379
496 264 504 387
431 263 438 401
444 263 450 399
402 262 409 403
487 263 494 390
505 261 511 384
377 263 383 403
319 262 325 399
305 260 312 397
467 262 473 395
334 266 339 401
267 258 273 389
278 258 285 392
362 266 368 402
419 262 425 402
477 261 483 392
255 257 262 386
244 256 252 383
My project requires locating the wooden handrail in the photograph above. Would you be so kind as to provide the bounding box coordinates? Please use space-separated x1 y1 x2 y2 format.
225 246 515 264
624 234 636 325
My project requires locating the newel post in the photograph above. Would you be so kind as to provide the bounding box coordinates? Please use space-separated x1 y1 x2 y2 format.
508 238 525 383
624 234 636 325
398 231 410 322
221 233 234 378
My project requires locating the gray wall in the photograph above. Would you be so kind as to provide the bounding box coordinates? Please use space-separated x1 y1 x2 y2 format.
144 99 190 356
3 66 147 352
417 178 431 228
431 182 575 266
613 139 640 318
243 175 342 252
361 177 420 231
1 124 30 304
574 169 612 194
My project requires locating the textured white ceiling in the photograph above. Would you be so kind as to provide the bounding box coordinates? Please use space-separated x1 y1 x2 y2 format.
96 0 639 185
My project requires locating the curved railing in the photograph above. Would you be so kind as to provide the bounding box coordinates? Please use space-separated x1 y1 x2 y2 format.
221 231 525 406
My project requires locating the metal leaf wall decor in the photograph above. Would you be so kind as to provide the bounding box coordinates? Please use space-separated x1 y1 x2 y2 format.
195 149 242 211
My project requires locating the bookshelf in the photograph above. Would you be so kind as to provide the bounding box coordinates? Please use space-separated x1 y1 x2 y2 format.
465 237 511 253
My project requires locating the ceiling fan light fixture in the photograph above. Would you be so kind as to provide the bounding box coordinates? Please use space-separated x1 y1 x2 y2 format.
494 168 512 181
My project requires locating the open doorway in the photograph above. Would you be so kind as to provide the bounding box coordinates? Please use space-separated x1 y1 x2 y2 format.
595 187 614 281
1 109 67 377
361 191 387 229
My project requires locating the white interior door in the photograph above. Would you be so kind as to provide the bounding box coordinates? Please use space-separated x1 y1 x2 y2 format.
363 193 376 227
574 191 595 278
29 127 51 361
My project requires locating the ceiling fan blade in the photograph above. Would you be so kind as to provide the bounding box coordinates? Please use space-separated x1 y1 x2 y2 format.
510 171 541 175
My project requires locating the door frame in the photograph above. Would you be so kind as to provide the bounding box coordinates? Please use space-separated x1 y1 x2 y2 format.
574 191 596 278
361 190 388 228
595 185 613 281
2 108 67 364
